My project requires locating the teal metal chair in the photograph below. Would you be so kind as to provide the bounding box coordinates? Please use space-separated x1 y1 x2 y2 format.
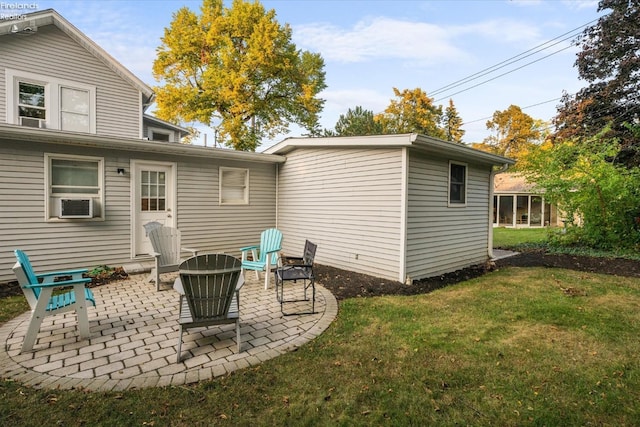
240 228 283 289
12 249 96 353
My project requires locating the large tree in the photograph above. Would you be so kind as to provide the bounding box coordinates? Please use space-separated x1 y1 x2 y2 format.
442 99 465 143
375 88 446 139
472 104 545 164
152 0 326 151
554 0 640 166
325 106 383 136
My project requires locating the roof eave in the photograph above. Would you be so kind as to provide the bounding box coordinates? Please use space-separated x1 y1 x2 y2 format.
0 9 155 104
0 125 285 164
264 133 515 166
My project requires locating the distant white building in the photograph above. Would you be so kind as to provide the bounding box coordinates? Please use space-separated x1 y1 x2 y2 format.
493 173 563 228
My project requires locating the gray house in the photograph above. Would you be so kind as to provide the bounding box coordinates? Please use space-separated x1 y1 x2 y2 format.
0 9 283 283
0 9 514 285
265 136 513 282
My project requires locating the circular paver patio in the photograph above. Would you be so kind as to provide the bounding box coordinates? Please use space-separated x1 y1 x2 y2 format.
0 273 337 391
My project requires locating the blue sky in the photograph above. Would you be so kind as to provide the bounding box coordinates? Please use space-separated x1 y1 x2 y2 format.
23 0 603 150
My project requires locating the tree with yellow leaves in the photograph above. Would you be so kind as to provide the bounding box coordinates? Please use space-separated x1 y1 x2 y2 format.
375 88 447 140
153 0 326 151
472 104 546 165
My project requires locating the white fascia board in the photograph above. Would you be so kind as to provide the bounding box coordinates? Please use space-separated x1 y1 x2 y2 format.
0 124 285 164
263 133 416 154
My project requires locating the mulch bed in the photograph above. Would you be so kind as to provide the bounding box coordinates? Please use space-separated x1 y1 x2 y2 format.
2 252 639 301
0 267 128 299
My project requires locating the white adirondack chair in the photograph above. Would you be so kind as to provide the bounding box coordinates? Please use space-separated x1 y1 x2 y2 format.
147 225 199 291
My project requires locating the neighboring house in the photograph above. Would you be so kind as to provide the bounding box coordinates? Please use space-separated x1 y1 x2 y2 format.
493 173 563 227
0 9 514 285
265 135 513 283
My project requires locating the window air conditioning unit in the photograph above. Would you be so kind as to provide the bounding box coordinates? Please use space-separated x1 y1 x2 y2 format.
59 198 93 218
19 117 46 128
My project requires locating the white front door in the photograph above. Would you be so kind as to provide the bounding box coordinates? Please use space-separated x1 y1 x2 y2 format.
132 161 176 257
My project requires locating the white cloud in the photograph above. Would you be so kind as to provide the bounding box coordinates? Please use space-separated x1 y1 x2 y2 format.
562 0 599 10
451 19 541 44
294 15 547 67
294 17 469 64
322 88 390 117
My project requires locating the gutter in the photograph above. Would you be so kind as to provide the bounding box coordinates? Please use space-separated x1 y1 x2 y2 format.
488 163 510 259
0 124 286 164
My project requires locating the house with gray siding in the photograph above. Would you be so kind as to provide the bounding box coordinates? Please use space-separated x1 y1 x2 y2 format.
265 135 514 283
0 9 283 283
0 9 514 285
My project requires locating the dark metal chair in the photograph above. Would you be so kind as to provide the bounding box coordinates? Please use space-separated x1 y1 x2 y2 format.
275 240 317 315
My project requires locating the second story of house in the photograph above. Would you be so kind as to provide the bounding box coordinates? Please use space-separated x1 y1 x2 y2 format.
0 9 186 143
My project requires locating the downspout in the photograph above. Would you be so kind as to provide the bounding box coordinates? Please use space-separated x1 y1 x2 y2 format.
275 163 279 229
488 163 510 259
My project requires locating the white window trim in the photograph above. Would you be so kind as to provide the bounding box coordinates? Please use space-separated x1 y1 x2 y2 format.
448 160 468 207
219 167 249 205
147 126 174 142
6 68 96 133
44 153 105 221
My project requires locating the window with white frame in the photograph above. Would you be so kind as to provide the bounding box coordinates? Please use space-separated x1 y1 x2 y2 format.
148 127 173 142
45 153 104 219
6 69 96 133
449 161 467 206
220 167 249 205
18 81 46 127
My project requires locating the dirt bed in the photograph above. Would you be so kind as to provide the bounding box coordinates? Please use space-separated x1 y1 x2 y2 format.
316 250 640 301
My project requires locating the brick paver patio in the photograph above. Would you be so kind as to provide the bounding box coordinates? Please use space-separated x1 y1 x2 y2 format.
0 272 337 391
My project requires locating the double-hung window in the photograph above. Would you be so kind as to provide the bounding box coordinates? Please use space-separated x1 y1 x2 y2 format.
18 81 46 127
60 86 91 132
6 69 96 133
448 161 467 206
220 167 249 205
45 153 104 220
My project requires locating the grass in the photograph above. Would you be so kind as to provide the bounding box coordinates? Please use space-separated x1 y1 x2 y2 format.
1 267 640 426
493 227 640 259
493 226 548 249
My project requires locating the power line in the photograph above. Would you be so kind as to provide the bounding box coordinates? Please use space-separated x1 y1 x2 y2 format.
434 43 574 103
429 18 598 98
462 97 562 125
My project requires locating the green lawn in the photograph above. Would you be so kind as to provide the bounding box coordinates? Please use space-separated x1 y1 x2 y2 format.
493 226 548 249
1 266 639 426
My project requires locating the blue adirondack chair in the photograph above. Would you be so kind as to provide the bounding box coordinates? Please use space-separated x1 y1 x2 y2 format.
240 228 283 289
12 249 96 353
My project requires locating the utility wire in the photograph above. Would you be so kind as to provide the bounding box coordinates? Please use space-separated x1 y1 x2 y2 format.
434 43 574 103
429 18 598 97
462 97 562 125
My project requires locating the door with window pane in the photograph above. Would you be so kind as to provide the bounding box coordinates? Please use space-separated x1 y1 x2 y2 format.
133 162 175 256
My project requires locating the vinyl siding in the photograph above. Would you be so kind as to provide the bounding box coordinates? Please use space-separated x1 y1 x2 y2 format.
276 147 403 281
175 158 276 256
405 150 491 280
0 140 276 283
0 25 141 138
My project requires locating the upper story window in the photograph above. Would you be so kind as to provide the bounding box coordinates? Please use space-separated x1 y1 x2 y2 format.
449 161 467 206
18 81 46 127
148 127 173 142
6 69 96 133
60 86 90 132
